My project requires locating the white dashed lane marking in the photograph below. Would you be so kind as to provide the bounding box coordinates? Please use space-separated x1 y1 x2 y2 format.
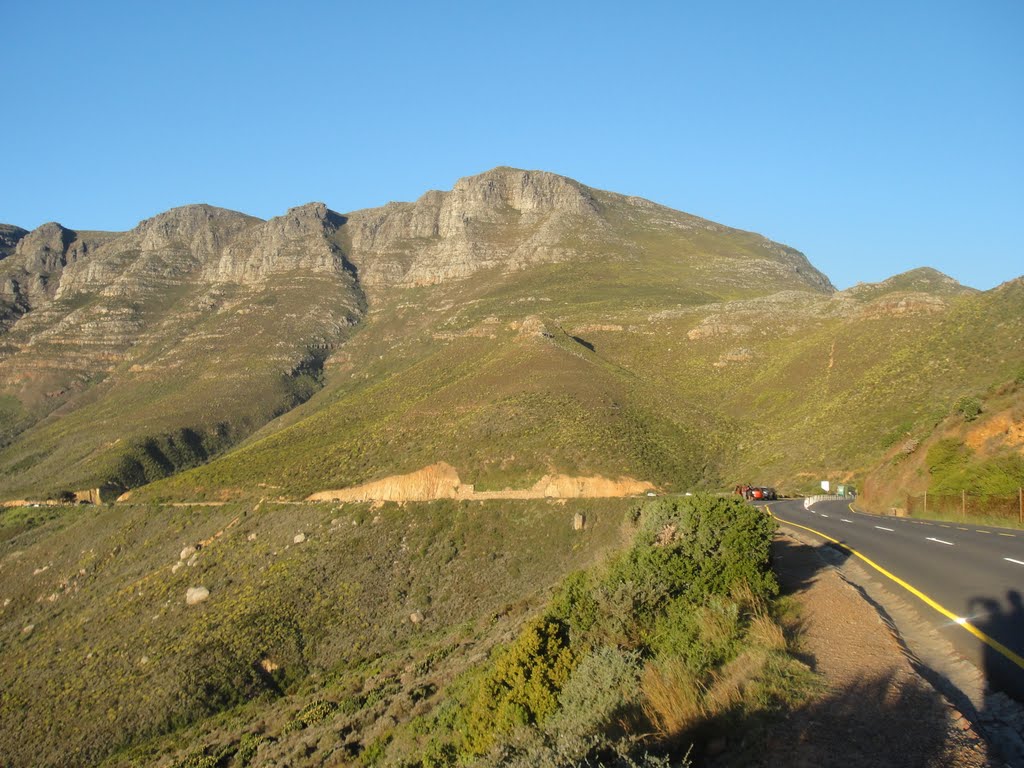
1006 558 1024 566
841 519 853 523
926 537 954 546
875 526 894 532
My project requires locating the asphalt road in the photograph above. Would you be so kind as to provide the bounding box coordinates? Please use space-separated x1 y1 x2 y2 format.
767 498 1024 702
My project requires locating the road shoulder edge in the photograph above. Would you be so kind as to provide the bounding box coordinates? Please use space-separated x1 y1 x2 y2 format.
775 521 1024 766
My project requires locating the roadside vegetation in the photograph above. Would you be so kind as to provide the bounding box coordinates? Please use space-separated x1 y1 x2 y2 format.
0 494 813 767
331 495 809 767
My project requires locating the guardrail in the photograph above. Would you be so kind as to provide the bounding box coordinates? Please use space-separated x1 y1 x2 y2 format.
803 494 843 509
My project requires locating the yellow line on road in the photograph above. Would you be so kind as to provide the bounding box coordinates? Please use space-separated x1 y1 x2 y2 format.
768 505 1024 673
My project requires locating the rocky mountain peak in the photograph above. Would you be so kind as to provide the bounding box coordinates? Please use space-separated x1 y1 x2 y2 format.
15 222 77 273
282 201 329 225
132 204 262 258
0 224 29 259
447 167 600 217
209 202 348 283
343 167 606 289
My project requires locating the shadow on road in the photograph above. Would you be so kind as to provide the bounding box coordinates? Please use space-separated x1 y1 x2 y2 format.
770 531 1024 766
967 589 1024 703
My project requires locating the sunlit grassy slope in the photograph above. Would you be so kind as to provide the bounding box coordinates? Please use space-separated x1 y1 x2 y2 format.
140 257 1024 503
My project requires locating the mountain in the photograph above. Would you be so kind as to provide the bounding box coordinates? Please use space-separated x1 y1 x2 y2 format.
0 168 835 499
0 167 1021 506
2 169 1023 767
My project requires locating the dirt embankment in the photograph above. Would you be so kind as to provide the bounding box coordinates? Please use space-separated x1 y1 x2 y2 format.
306 462 656 503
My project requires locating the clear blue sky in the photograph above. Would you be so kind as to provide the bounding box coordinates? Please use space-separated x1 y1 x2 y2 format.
3 1 1021 290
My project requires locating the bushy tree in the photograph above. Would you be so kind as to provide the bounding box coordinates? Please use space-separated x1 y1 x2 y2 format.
954 395 982 421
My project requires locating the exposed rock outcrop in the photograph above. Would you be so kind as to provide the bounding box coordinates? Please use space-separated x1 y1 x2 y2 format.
208 202 352 283
856 293 948 318
55 205 259 296
306 462 656 502
0 223 116 310
0 224 28 259
344 167 606 287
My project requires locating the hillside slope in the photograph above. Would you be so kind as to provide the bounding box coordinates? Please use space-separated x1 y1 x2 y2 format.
2 168 1022 502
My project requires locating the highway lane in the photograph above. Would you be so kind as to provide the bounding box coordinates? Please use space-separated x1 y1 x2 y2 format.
767 498 1024 702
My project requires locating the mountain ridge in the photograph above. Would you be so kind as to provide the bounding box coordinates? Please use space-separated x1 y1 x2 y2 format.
0 167 1020 502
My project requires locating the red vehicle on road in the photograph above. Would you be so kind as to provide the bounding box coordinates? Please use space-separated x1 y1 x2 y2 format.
734 485 777 501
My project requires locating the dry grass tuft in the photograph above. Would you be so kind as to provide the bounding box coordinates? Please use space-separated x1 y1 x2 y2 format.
704 649 768 714
641 659 706 738
747 613 788 652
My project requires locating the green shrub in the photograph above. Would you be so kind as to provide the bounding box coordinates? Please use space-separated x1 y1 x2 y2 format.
598 494 777 639
434 495 783 762
954 395 982 421
172 744 235 768
421 737 458 768
283 698 338 732
650 595 742 678
236 733 269 767
547 570 600 643
458 617 576 756
547 645 642 740
358 735 391 766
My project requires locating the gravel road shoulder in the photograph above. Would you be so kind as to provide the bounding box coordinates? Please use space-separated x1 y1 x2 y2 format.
759 530 996 768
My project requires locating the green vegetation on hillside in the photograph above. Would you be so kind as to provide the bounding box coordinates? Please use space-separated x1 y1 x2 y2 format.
863 368 1024 513
357 495 810 767
0 491 812 768
927 439 1024 496
0 497 630 767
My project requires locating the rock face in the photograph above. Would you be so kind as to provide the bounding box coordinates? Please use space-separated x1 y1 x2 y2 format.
0 201 364 497
0 223 116 313
0 224 28 259
306 462 657 502
207 203 351 283
343 167 605 288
